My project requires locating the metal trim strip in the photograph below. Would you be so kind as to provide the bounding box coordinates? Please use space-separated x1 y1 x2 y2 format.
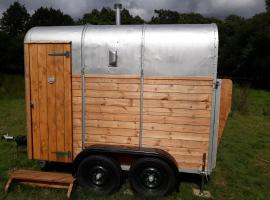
211 79 221 169
207 24 219 173
139 24 146 148
81 25 88 150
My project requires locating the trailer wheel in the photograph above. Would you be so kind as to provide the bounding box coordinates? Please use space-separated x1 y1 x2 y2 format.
129 157 176 196
77 155 121 194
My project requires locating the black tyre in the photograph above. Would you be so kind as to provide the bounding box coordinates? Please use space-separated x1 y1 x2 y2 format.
129 157 176 196
77 155 121 194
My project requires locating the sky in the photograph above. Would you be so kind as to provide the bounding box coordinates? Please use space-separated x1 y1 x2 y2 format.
0 0 267 21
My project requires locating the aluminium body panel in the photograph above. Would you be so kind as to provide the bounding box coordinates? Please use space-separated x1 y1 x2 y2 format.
24 25 84 74
83 25 142 75
143 24 218 76
209 79 221 172
24 24 218 77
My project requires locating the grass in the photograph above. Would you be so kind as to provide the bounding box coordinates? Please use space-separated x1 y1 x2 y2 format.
0 74 270 200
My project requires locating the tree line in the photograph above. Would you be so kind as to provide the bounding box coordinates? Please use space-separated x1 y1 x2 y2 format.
1 1 270 89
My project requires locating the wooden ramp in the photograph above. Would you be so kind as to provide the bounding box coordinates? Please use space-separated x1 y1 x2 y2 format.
4 170 76 198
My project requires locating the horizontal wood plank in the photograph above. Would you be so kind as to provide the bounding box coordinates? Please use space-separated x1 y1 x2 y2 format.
72 82 212 94
76 90 211 102
73 119 209 134
72 112 210 126
79 74 213 81
73 77 212 86
142 137 208 149
73 97 211 110
73 105 211 116
72 75 213 171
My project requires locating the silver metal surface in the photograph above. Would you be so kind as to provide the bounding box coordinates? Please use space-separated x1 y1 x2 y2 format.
121 164 130 171
47 76 55 84
144 24 218 76
209 79 221 171
108 50 118 67
207 25 219 173
25 24 218 77
114 3 122 25
83 25 142 75
139 25 146 148
81 25 88 150
207 79 221 173
178 168 209 175
24 26 84 74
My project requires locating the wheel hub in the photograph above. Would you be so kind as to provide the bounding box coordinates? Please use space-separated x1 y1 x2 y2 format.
141 167 162 189
89 166 108 186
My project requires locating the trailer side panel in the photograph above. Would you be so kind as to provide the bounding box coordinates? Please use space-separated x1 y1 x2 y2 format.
72 75 214 171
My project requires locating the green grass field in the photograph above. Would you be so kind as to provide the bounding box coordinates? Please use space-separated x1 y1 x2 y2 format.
0 74 270 200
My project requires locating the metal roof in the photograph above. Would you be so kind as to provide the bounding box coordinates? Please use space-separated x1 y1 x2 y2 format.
24 24 218 77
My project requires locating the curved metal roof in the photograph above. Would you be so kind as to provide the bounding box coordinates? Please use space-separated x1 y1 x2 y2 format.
24 24 218 77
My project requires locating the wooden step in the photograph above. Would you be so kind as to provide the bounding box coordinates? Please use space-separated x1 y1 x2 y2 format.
4 169 76 198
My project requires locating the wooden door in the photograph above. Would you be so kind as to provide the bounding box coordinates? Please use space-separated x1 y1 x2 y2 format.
27 43 72 162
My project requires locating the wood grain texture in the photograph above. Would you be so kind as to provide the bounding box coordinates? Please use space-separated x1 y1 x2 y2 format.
63 44 73 162
142 77 213 170
55 44 65 162
47 44 57 161
24 44 32 159
29 44 40 159
218 79 233 143
37 44 48 160
5 170 75 198
72 75 213 170
71 76 82 155
72 76 140 155
28 43 72 162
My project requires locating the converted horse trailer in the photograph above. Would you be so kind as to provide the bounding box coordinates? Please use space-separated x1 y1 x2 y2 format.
24 20 232 196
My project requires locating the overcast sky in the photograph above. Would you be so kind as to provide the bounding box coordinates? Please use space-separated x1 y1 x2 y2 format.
0 0 267 20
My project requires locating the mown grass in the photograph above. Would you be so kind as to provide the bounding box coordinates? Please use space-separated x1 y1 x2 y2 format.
0 74 270 200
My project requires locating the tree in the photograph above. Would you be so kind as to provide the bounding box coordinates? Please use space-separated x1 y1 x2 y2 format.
0 1 30 36
78 8 115 25
77 7 144 25
150 10 180 24
121 9 144 24
266 0 270 12
28 7 74 28
150 10 220 24
0 31 24 73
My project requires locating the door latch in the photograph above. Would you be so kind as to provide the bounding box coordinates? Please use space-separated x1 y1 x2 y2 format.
48 51 70 58
52 151 71 158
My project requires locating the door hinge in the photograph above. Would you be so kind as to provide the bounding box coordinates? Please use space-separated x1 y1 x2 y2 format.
52 151 71 158
214 81 220 89
48 51 70 58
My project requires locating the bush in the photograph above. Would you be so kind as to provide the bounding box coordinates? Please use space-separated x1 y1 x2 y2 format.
232 85 250 113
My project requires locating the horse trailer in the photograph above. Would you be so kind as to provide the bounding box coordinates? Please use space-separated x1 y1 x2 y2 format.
23 18 232 196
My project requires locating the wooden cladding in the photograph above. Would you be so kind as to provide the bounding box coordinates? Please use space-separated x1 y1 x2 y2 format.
25 43 72 162
72 75 213 170
72 76 141 157
218 79 233 143
141 77 212 170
